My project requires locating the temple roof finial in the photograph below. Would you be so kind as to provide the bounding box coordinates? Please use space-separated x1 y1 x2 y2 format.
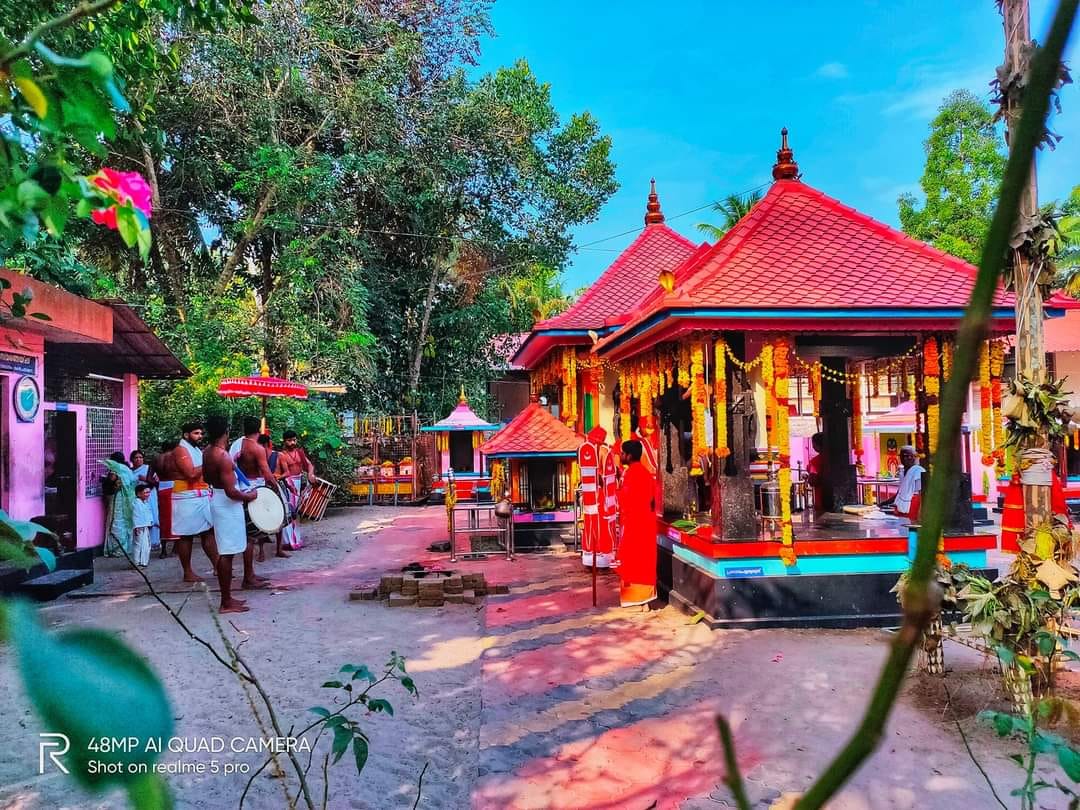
772 127 800 181
459 384 467 404
644 178 665 225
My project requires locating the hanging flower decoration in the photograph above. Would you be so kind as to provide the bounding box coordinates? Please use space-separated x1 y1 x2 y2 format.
490 460 506 500
941 338 954 382
690 340 706 476
714 341 729 458
990 340 1006 476
772 335 794 551
850 363 864 463
618 368 631 441
924 337 940 458
761 341 775 448
979 340 994 467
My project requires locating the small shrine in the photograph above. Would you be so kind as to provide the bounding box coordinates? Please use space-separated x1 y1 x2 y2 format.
479 396 581 544
421 388 501 502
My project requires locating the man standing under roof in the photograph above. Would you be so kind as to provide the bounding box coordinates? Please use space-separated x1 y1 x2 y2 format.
881 445 924 519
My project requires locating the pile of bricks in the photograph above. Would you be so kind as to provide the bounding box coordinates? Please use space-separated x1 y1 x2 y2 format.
350 570 509 607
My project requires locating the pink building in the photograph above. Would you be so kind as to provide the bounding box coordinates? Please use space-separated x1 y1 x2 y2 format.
0 270 187 551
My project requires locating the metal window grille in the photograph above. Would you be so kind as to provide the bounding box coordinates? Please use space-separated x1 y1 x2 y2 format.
85 406 124 496
45 374 123 409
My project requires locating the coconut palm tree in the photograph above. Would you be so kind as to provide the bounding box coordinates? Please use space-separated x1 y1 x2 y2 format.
696 190 763 241
1054 185 1080 297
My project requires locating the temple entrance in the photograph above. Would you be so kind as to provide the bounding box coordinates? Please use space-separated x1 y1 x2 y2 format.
43 409 78 551
449 432 474 472
819 356 854 511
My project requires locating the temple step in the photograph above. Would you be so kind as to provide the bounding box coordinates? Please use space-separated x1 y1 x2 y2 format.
15 568 94 601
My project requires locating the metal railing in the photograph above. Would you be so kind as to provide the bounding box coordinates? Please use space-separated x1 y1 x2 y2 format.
448 502 514 562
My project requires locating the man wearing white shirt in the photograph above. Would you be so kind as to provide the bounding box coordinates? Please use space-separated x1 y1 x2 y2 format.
882 445 924 518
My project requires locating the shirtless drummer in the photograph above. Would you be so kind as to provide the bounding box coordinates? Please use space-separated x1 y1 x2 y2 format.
236 416 289 561
203 416 258 613
157 422 218 582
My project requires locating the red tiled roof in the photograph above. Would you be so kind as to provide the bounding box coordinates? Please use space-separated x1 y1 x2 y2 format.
538 223 700 330
674 180 1015 310
595 179 1022 357
1046 309 1080 353
480 402 581 457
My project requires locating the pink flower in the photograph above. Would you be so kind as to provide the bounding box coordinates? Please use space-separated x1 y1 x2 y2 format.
88 168 152 229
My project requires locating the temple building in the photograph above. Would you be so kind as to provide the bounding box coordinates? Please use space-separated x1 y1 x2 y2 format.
514 180 703 434
511 130 1073 627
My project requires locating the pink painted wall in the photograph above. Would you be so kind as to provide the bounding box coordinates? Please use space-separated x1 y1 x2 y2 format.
0 329 46 522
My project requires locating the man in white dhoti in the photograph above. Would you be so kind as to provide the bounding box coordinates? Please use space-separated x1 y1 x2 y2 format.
157 422 218 582
237 416 289 567
204 416 258 613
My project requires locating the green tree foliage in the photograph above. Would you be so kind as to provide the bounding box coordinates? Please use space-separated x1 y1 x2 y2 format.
696 190 762 241
1054 184 1080 295
12 0 616 425
898 89 1007 265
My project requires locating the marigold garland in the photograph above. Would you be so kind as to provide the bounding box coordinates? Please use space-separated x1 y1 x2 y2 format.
941 339 954 382
770 336 795 552
923 337 941 458
690 340 706 475
490 460 506 500
978 340 993 466
714 341 729 458
850 363 864 464
760 342 775 447
619 369 631 440
990 340 1006 475
677 343 690 389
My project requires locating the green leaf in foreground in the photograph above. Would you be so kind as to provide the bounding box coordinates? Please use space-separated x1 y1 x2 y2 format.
126 772 174 810
7 601 173 788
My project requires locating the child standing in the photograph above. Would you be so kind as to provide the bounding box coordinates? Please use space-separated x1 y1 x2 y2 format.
132 483 154 567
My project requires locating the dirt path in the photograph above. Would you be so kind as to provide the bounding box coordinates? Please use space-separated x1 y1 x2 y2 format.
0 506 1067 809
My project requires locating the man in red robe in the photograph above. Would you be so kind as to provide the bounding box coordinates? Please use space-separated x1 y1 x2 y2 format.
617 439 657 608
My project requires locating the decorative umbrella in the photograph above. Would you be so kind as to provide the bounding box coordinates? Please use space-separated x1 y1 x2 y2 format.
218 363 308 430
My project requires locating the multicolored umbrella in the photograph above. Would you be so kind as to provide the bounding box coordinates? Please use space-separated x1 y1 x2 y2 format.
218 364 308 429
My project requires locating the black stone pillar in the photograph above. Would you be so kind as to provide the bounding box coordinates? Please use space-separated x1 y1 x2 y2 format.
820 357 856 510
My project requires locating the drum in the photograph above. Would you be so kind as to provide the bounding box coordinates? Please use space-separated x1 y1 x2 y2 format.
246 485 286 534
298 477 337 521
276 477 297 521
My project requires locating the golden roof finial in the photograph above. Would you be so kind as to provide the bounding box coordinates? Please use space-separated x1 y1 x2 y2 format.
772 127 800 181
459 384 467 404
644 179 665 225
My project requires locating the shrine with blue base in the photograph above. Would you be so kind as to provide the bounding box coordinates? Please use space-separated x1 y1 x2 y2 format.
657 519 998 630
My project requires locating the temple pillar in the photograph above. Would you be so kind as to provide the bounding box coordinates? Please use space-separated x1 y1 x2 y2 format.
821 357 856 509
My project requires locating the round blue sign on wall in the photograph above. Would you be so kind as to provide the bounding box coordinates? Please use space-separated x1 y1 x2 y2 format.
14 375 40 422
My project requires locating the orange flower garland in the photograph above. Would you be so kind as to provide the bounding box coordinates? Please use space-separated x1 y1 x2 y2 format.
714 341 729 458
770 336 795 554
690 340 706 475
619 368 631 440
760 342 775 448
978 341 993 466
924 337 940 457
850 364 864 466
990 340 1006 476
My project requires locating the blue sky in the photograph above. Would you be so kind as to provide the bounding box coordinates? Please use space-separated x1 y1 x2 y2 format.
473 0 1080 290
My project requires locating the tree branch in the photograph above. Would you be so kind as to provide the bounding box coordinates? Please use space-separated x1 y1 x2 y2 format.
0 0 119 69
